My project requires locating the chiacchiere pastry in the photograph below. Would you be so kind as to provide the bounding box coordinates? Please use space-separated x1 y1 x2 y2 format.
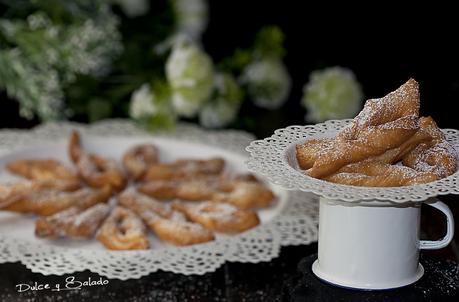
118 188 215 246
296 78 457 187
69 130 127 191
0 130 276 250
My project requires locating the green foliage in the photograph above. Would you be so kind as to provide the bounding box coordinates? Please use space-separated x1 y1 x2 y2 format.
0 0 294 131
0 0 122 121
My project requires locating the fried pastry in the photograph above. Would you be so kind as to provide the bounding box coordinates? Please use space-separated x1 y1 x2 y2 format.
96 206 149 250
2 186 111 216
69 130 126 191
339 78 420 140
118 189 214 245
7 159 80 184
325 165 438 187
122 144 159 180
403 117 457 178
35 203 111 238
147 211 215 246
0 180 81 209
139 177 219 201
172 201 260 233
296 138 333 170
308 115 419 178
212 180 275 209
118 188 172 218
143 158 225 181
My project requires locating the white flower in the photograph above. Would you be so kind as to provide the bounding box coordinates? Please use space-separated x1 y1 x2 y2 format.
166 38 214 117
199 101 238 128
199 73 242 128
241 58 291 109
129 84 156 119
172 0 208 40
302 67 363 122
114 0 149 18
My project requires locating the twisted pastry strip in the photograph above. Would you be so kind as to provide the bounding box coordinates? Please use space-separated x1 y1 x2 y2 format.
122 144 159 180
7 159 80 185
2 186 111 216
0 180 82 210
308 115 419 178
172 201 260 233
339 78 420 140
212 180 275 209
143 158 225 181
69 130 126 191
139 177 219 201
148 211 215 246
403 117 457 178
35 202 111 238
118 188 172 218
96 206 149 250
325 167 438 187
139 174 275 209
296 139 333 170
119 188 214 246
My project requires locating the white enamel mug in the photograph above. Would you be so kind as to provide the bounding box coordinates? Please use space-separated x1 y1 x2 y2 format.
312 197 455 290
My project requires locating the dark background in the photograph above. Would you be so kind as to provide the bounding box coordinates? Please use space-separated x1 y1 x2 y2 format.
204 2 459 137
2 2 459 135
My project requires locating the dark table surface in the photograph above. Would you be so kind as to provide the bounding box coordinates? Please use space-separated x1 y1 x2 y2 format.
1 243 458 302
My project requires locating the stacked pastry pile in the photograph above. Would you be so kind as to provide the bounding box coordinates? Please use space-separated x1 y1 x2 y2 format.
296 79 457 187
0 131 275 250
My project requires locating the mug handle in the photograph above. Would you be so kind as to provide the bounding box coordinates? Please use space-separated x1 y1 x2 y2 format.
420 199 455 250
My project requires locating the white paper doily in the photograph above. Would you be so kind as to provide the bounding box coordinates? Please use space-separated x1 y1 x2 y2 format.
246 119 459 203
0 120 318 280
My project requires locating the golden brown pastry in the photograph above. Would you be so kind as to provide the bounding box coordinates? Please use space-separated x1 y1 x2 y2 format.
403 116 457 178
69 130 126 191
147 211 215 246
96 206 149 250
118 188 172 218
35 203 111 238
122 144 159 180
212 180 275 209
2 186 111 216
143 158 225 181
308 115 419 178
139 177 219 201
7 159 80 185
0 180 81 209
118 188 214 246
338 78 420 140
296 139 333 170
172 201 260 233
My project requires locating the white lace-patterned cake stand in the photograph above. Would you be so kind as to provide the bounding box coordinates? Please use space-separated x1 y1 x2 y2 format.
246 119 459 290
0 120 319 280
